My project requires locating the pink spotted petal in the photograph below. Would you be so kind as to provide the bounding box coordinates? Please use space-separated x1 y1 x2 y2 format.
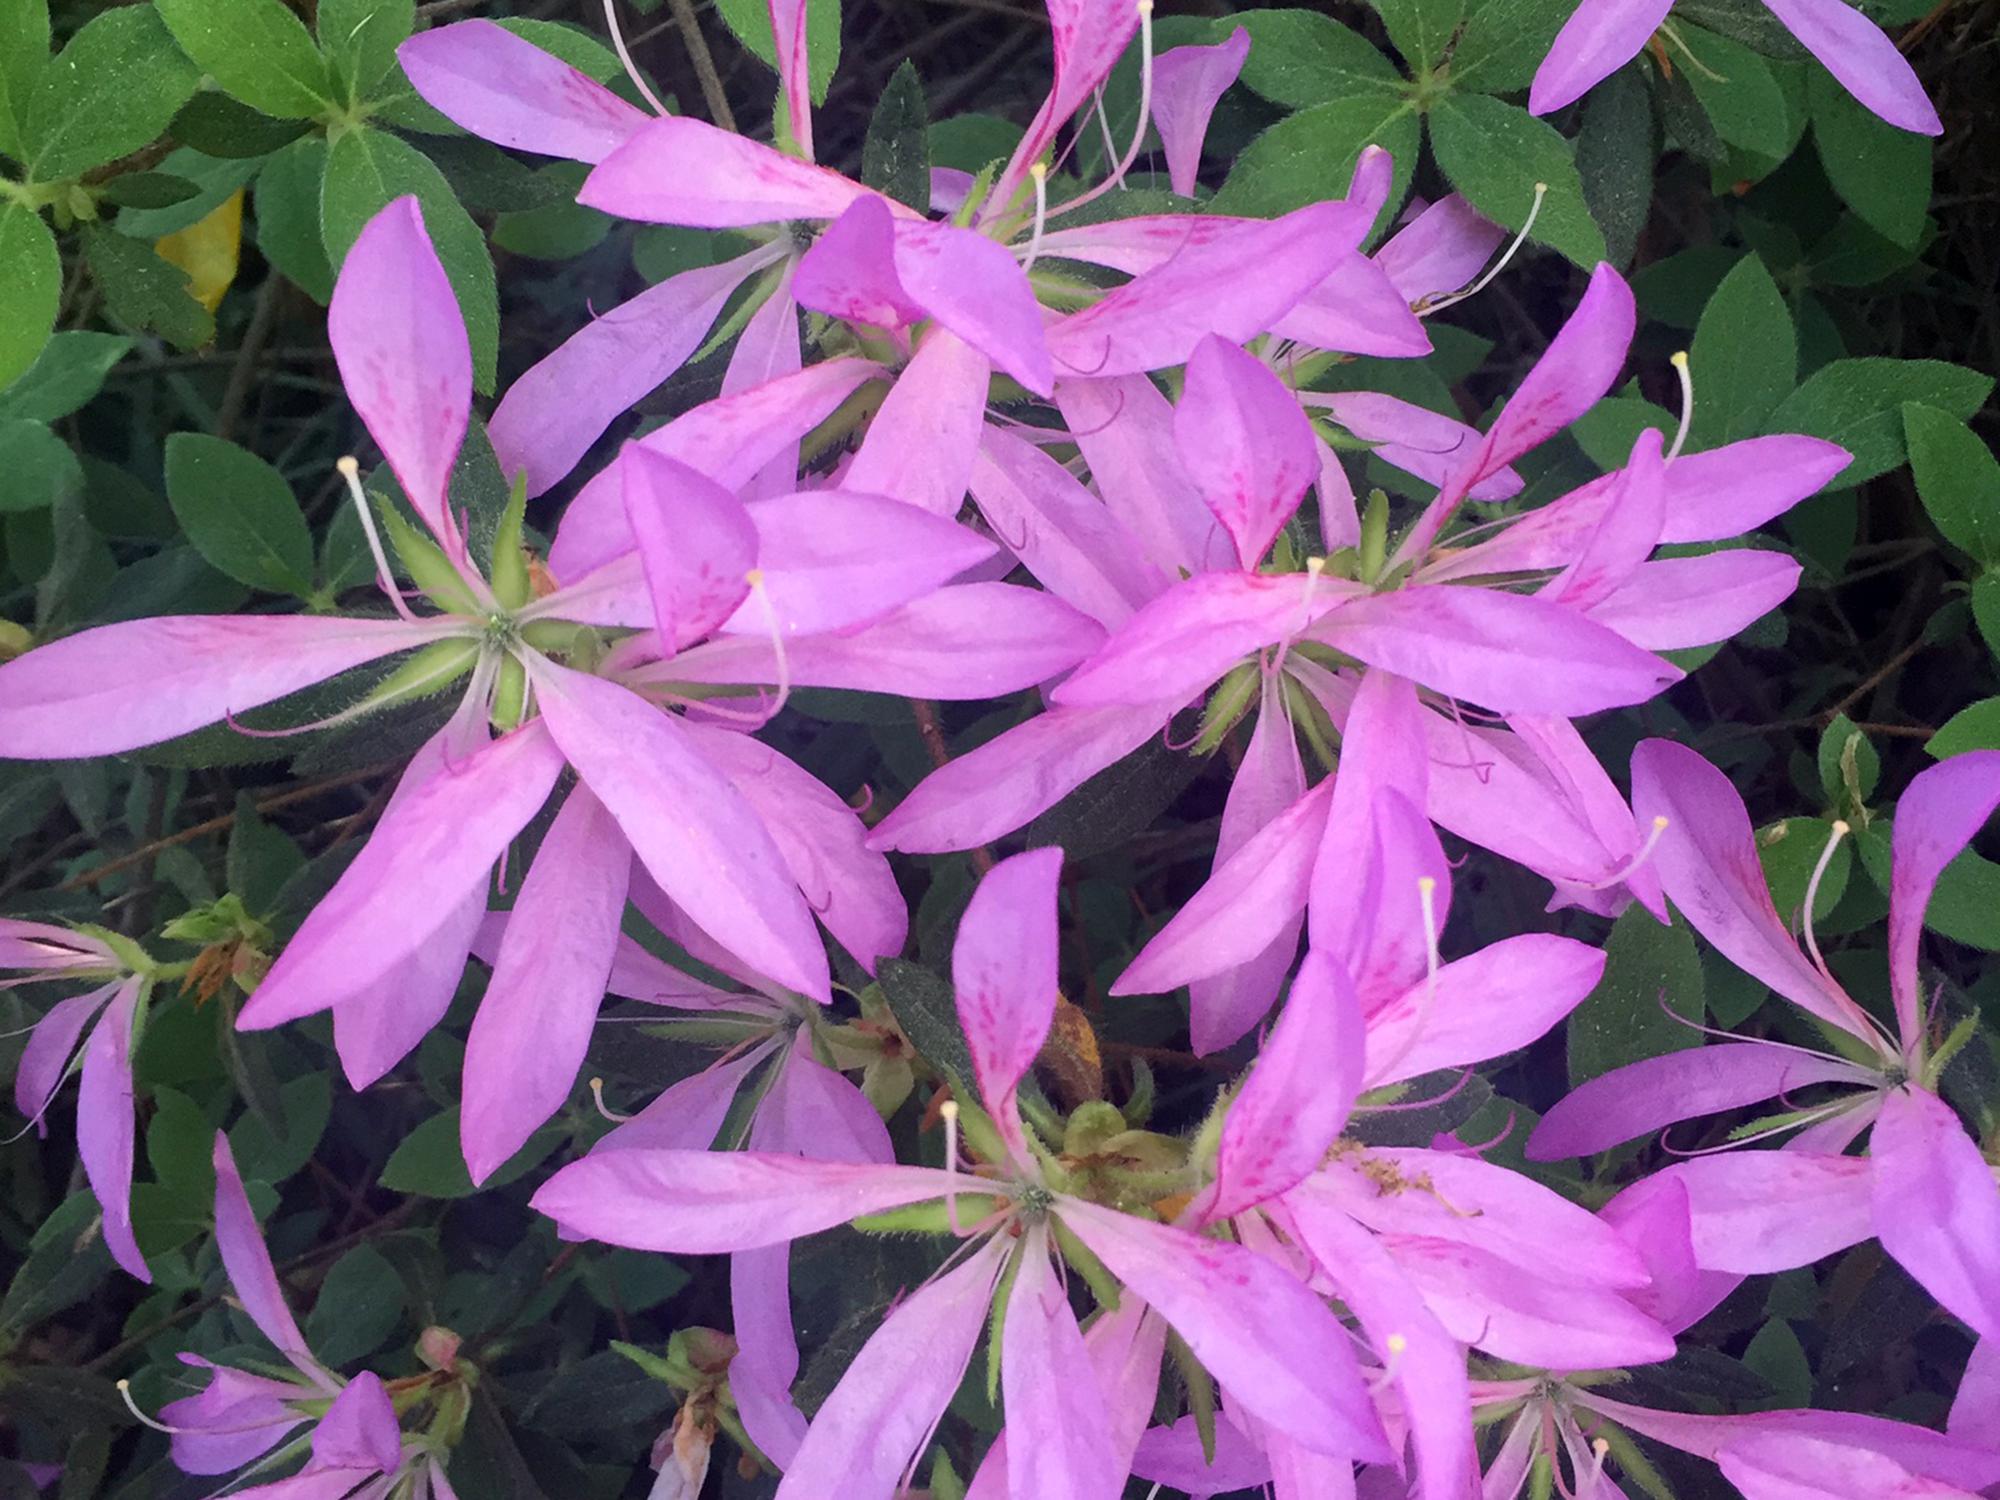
1718 1431 1979 1500
892 218 1052 395
1598 1174 1743 1334
1376 195 1507 306
988 0 1144 214
397 21 649 163
954 847 1064 1158
1610 1153 1876 1274
580 116 885 227
1303 391 1523 501
618 448 759 652
1586 551 1804 652
1529 0 1676 115
1000 1227 1124 1500
1056 374 1228 577
1175 335 1319 571
1759 0 1941 134
1872 1086 2000 1339
841 329 992 516
1150 28 1251 197
77 978 145 1280
1888 751 2000 1052
1268 252 1432 359
767 0 814 158
1543 427 1666 609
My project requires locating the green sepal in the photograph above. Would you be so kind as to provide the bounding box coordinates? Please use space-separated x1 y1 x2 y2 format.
1122 1056 1155 1127
352 636 480 716
985 1243 1024 1404
376 499 480 615
1051 1215 1121 1314
610 1339 689 1389
489 652 527 732
1923 1012 1981 1088
950 1093 1014 1169
1167 1327 1218 1464
1595 1421 1676 1500
850 1194 1004 1235
1358 489 1389 583
1194 660 1260 756
1528 1446 1556 1500
1283 672 1339 776
929 1451 967 1500
1725 1102 1858 1143
950 159 1001 228
488 471 531 610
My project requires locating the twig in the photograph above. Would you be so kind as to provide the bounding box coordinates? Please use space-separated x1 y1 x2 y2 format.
910 700 994 874
216 275 283 444
665 0 738 132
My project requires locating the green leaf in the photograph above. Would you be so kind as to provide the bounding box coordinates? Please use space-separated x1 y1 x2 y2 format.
1973 574 2000 663
163 432 317 597
0 0 50 161
1742 1319 1812 1409
306 1245 405 1365
861 61 929 211
1767 357 1992 486
0 202 58 392
1571 395 1673 469
715 0 840 105
156 0 337 118
1929 697 2000 760
1904 403 2000 565
1449 0 1573 94
80 225 215 350
1566 904 1706 1086
491 163 612 261
1810 68 1929 248
228 1071 333 1182
1758 816 1851 924
493 18 623 80
1816 713 1880 811
318 0 414 104
0 1192 114 1334
145 1087 217 1201
1688 254 1795 448
0 332 131 422
115 147 262 240
98 171 201 210
877 957 976 1089
321 126 499 391
1234 9 1402 107
929 112 1024 173
1679 24 1792 158
21 6 199 180
227 792 307 910
1429 93 1606 268
1575 68 1653 269
1213 92 1419 223
1372 0 1464 70
169 90 313 159
253 134 334 303
0 418 81 513
379 1106 566 1196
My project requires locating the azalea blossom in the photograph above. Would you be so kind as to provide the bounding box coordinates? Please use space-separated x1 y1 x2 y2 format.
1530 0 1941 136
533 849 1395 1497
1530 740 2000 1341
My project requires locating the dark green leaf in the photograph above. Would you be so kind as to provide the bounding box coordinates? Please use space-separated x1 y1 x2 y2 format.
1213 91 1419 224
1689 254 1795 448
306 1245 405 1365
318 0 415 104
21 6 199 180
0 331 131 423
1929 698 2000 760
227 792 308 910
228 1071 333 1182
861 61 929 211
1758 816 1851 924
321 126 499 391
1430 93 1606 267
0 1191 115 1333
1575 68 1653 269
155 0 337 119
1448 0 1572 94
1811 69 1929 248
0 199 60 392
1023 732 1204 861
490 163 611 261
877 956 975 1088
1234 9 1402 106
0 0 49 162
169 90 313 159
253 134 334 302
0 419 82 513
1816 713 1880 811
1567 904 1705 1086
80 225 214 350
164 432 317 596
1680 24 1793 158
98 171 201 210
114 148 261 239
379 1107 566 1197
1373 0 1463 71
1904 403 2000 565
1767 358 1991 486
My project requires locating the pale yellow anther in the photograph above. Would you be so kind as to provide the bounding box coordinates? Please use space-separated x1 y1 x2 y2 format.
940 1099 960 1122
1030 162 1047 182
1417 875 1438 897
1670 350 1690 370
1831 819 1852 837
336 455 361 480
1652 815 1670 833
1385 1333 1408 1355
744 568 765 588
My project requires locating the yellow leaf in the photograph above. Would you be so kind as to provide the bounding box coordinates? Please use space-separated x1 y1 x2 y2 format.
153 190 243 313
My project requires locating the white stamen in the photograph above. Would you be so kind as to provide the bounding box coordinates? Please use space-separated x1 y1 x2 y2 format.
940 1100 965 1237
338 457 422 625
1575 815 1671 893
1368 876 1443 1084
1580 1438 1611 1499
588 1078 632 1124
1801 819 1849 982
1420 183 1548 317
1020 165 1051 276
1665 351 1694 463
601 0 671 117
1367 1333 1409 1392
118 1380 184 1435
1044 0 1155 219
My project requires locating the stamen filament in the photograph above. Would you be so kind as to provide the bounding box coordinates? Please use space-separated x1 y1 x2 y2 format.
1575 815 1670 892
1800 818 1849 982
1419 184 1547 316
601 0 671 117
338 457 423 625
1019 165 1051 276
588 1077 632 1124
941 1100 965 1236
1665 351 1694 463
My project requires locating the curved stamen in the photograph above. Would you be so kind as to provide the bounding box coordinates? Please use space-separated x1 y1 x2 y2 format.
1044 0 1156 219
1019 164 1051 276
588 1077 633 1124
1418 184 1548 317
337 457 424 625
1367 876 1445 1085
601 0 671 117
1799 818 1849 983
1665 351 1694 463
1366 1332 1409 1394
941 1100 966 1237
1572 815 1670 893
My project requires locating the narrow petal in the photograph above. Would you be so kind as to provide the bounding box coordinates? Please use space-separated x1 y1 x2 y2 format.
211 1132 315 1370
1268 253 1432 359
841 329 991 516
730 1242 807 1468
1176 335 1319 570
892 218 1052 395
77 979 145 1280
1630 739 1884 1044
1507 712 1666 919
1949 1338 1999 1440
792 195 926 330
1058 1201 1392 1461
1376 196 1506 306
1045 203 1363 377
1200 951 1364 1222
161 1360 307 1475
1597 1175 1741 1334
989 0 1144 212
1717 1431 1978 1500
397 21 649 163
659 583 1103 699
527 661 830 1002
1057 374 1227 576
1320 585 1679 715
311 1372 401 1476
1363 934 1607 1087
1528 0 1676 115
1888 751 2000 1051
1053 572 1361 710
461 787 631 1184
620 448 758 652
489 245 778 498
239 722 565 1027
331 888 483 1090
547 359 882 581
971 426 1168 628
328 197 471 550
1150 28 1250 197
1528 1043 1877 1160
1609 1153 1875 1273
0 615 448 759
595 1046 772 1154
580 116 884 226
12 985 114 1129
1543 427 1666 610
1759 0 1941 133
954 847 1064 1153
1001 1228 1124 1500
721 268 804 501
774 1239 1008 1500
531 1149 955 1253
867 701 1171 853
728 491 998 638
1872 1086 2000 1339
1305 391 1523 501
1585 552 1804 651
683 724 907 971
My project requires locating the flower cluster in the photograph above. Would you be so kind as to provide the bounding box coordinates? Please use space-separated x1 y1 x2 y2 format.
2 1 1991 1497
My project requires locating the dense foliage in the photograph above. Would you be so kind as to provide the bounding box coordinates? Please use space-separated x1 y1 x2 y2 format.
1 0 1998 1496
